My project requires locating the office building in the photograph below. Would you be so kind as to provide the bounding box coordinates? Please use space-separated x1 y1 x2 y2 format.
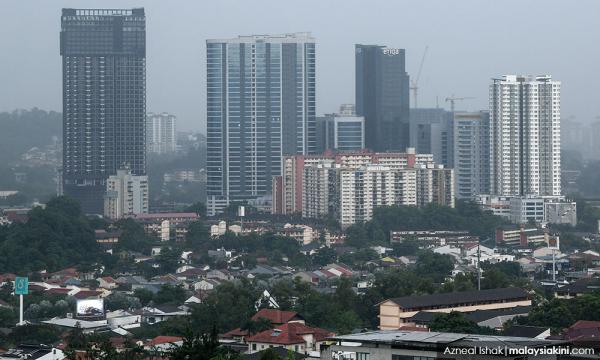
409 108 454 166
323 330 565 360
476 194 576 226
147 112 176 154
489 75 561 197
453 111 490 198
206 33 316 215
104 167 148 220
316 104 365 153
61 8 146 214
356 45 410 152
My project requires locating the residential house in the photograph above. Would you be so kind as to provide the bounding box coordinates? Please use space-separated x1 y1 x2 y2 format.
246 322 334 357
97 276 118 290
193 279 222 292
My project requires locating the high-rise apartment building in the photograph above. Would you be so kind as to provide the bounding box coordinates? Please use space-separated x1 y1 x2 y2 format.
302 161 340 219
453 111 490 199
104 167 149 220
489 75 561 197
273 149 453 226
147 112 177 154
355 45 410 152
316 104 365 153
206 33 316 215
416 164 455 208
410 108 454 167
61 8 146 214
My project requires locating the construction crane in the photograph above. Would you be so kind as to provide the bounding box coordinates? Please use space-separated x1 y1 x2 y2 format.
410 46 428 109
445 95 475 112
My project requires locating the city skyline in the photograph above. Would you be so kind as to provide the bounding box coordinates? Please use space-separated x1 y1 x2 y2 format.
1 0 599 132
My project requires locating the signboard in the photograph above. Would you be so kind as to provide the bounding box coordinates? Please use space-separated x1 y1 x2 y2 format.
547 234 560 250
14 277 28 295
76 298 105 318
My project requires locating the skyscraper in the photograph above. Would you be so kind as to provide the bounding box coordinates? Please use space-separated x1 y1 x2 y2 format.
316 104 365 153
409 108 454 167
60 8 146 214
453 111 490 199
206 33 316 215
355 45 410 152
489 75 561 196
147 112 177 155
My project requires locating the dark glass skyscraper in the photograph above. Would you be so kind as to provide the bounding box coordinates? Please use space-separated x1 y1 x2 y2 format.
60 8 146 214
206 33 316 215
355 45 410 152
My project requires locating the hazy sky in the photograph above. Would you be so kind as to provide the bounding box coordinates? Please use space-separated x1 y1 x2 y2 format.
1 0 599 131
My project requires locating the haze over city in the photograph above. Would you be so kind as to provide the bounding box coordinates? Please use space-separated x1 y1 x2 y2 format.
1 0 599 131
1 1 600 358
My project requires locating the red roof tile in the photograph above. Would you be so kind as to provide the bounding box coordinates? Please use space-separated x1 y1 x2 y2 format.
246 323 333 346
251 309 301 325
146 336 183 346
222 328 249 338
46 288 72 295
74 290 103 299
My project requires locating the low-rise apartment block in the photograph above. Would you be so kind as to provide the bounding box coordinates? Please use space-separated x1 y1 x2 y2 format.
378 288 531 329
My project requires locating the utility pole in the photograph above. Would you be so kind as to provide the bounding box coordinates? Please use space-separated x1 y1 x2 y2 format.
477 239 481 290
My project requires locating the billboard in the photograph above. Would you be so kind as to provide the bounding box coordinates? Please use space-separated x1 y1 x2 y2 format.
546 234 560 250
76 298 105 318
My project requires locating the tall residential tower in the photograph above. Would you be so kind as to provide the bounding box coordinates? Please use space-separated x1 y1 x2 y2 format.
60 8 146 214
355 45 410 152
489 75 561 196
206 33 316 215
147 112 177 154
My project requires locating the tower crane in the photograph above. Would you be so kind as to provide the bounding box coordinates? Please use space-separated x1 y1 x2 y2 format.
410 46 428 109
445 95 475 112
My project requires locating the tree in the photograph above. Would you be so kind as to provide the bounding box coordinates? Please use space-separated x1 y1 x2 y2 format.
157 246 183 273
186 202 207 217
429 312 496 334
134 288 155 306
312 247 337 266
168 326 241 360
8 324 61 345
154 284 187 305
415 251 454 283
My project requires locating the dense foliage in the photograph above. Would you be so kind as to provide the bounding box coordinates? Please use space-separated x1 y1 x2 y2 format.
345 201 508 248
429 312 497 334
515 291 600 333
0 197 102 273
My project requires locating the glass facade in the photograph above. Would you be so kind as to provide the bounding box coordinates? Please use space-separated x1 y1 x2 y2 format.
206 34 315 215
61 8 146 214
355 45 410 152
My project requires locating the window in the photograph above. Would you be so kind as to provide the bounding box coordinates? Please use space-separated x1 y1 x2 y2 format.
357 353 370 360
252 344 257 351
392 356 434 360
